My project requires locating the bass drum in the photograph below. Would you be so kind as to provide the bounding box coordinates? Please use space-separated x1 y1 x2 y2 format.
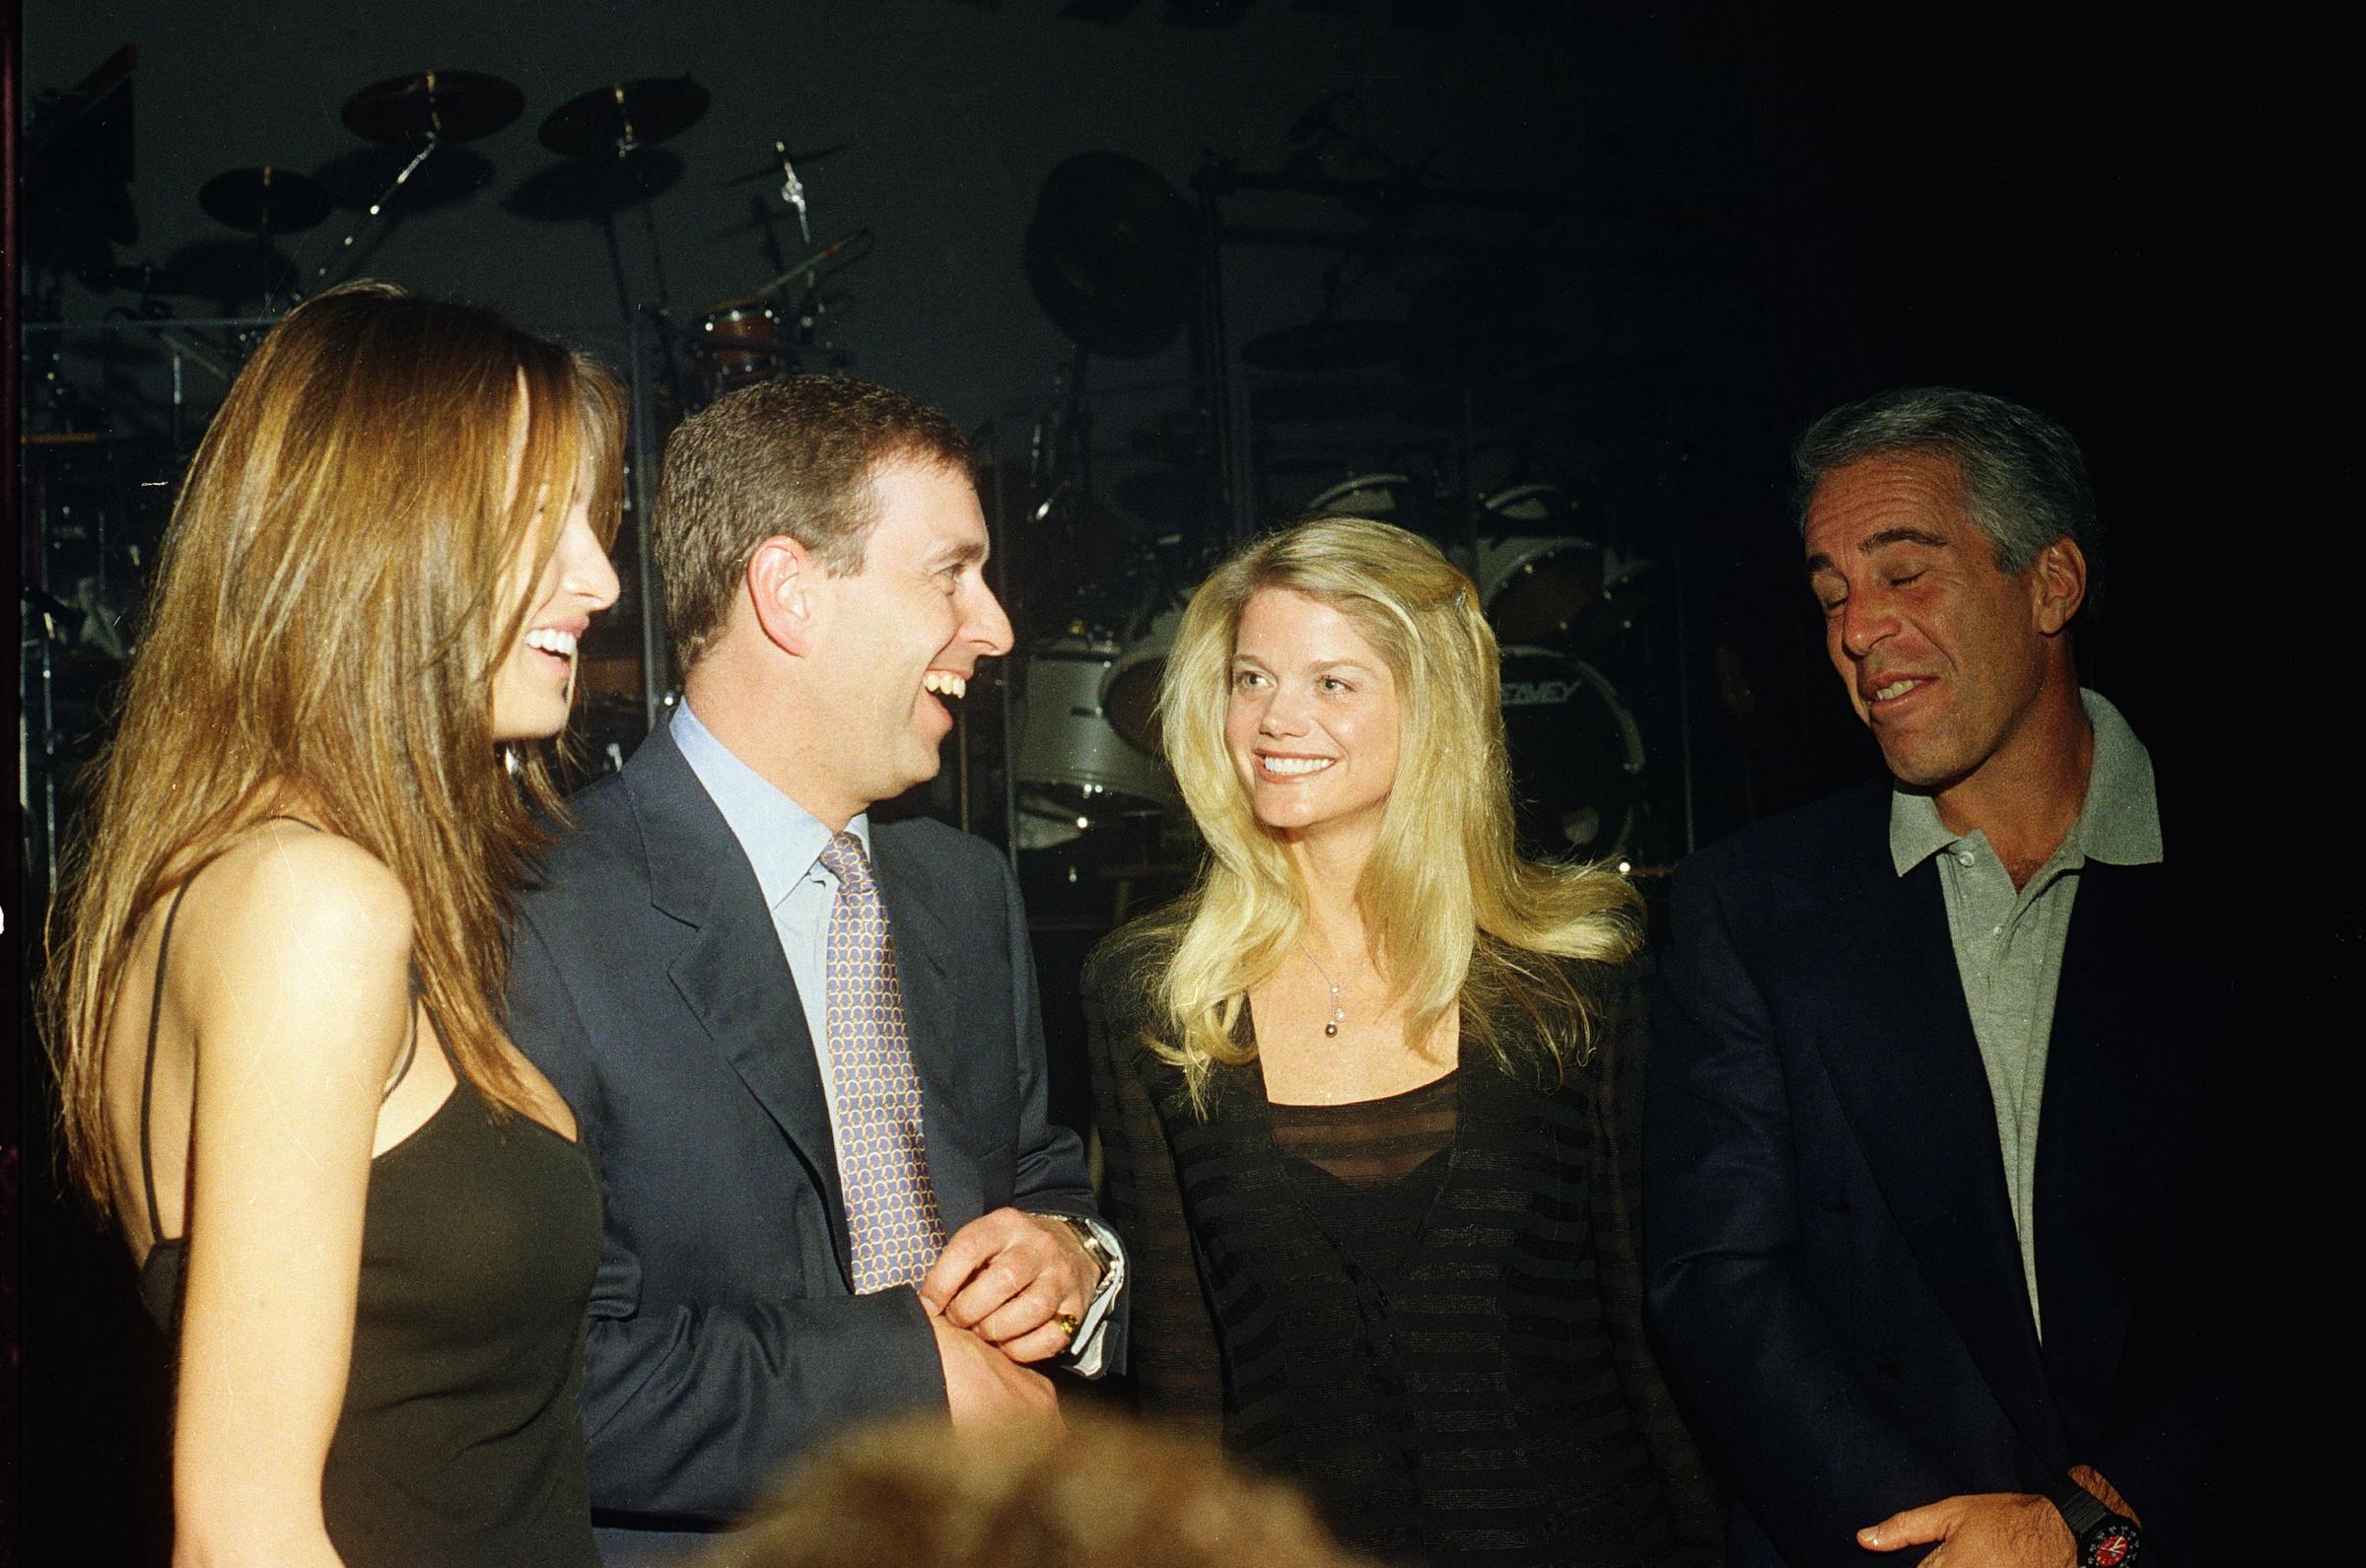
1012 636 1177 851
1498 646 1644 859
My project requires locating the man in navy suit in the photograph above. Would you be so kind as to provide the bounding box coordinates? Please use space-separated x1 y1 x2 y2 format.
1645 389 2252 1567
509 377 1126 1563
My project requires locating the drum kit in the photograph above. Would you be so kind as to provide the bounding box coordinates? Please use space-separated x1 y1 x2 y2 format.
1006 524 1651 866
26 62 1666 888
33 60 865 403
992 141 1676 872
21 60 882 881
1003 462 1655 865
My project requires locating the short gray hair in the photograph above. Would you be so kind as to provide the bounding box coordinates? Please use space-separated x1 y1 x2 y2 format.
1793 386 2102 610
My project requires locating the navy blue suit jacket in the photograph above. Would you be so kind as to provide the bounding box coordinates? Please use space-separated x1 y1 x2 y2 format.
1643 781 2256 1567
508 721 1116 1559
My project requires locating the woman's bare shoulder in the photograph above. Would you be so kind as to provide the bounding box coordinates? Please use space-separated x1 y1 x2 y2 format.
170 824 414 1015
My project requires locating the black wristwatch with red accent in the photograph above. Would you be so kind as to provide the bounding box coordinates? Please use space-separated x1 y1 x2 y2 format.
2041 1473 2142 1567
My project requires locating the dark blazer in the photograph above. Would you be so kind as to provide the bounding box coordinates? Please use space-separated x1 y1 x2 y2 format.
1643 781 2257 1567
508 720 1113 1560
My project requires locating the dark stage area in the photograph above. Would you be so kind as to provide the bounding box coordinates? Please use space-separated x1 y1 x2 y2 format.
7 2 2331 1560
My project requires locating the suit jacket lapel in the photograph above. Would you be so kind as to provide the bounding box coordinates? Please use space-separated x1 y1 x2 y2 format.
629 723 853 1276
1804 807 2067 1463
871 834 986 1229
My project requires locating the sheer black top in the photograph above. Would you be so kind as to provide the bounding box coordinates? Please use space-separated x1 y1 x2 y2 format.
1084 922 1719 1567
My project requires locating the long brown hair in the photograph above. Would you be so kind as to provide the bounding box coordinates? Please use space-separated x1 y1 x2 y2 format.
1151 517 1640 1109
43 281 624 1220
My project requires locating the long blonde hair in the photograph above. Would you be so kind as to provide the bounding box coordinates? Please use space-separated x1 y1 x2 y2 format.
1151 517 1639 1108
43 281 624 1221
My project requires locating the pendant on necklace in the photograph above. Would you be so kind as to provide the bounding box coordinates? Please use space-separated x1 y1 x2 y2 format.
1324 985 1345 1037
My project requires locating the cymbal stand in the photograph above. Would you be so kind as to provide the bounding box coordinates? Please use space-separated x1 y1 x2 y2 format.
624 310 670 731
308 141 436 293
975 417 1024 870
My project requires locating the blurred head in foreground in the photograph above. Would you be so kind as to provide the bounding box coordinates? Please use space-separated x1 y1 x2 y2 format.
708 1411 1369 1568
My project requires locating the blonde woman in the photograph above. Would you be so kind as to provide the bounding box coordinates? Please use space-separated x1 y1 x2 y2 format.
1085 518 1717 1567
44 283 622 1566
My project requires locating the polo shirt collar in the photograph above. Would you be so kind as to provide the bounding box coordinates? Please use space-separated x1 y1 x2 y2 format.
1887 686 2161 877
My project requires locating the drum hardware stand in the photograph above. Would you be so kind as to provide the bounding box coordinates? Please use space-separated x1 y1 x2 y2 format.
976 419 1025 871
771 140 812 244
756 229 874 372
1669 480 1699 853
624 308 671 734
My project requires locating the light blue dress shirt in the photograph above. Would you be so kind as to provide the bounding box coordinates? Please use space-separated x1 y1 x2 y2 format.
668 700 1119 1367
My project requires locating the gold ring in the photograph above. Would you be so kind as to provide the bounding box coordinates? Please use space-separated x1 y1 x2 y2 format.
1055 1313 1081 1339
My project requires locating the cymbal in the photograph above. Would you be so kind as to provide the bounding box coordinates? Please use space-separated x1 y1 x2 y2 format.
1023 152 1195 359
1240 319 1403 374
198 166 332 234
725 143 849 185
502 149 684 222
341 70 524 146
539 78 710 160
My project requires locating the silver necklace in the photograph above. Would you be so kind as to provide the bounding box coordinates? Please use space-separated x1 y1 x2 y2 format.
1296 938 1369 1038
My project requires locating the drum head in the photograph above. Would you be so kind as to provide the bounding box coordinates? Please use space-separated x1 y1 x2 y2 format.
1100 605 1183 756
1479 535 1606 645
1013 638 1177 808
1304 472 1424 525
1498 647 1643 859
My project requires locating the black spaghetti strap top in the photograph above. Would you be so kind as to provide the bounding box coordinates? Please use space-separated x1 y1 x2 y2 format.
134 830 603 1567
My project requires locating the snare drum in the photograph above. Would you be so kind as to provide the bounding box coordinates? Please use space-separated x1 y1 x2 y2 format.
1498 645 1644 858
693 298 789 402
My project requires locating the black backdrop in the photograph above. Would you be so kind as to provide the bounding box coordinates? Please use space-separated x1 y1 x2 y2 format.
10 3 2334 1559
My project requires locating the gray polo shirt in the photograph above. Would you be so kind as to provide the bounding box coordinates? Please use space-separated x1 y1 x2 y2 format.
1888 689 2162 1337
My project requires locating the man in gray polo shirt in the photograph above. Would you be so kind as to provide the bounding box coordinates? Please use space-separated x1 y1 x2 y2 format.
1645 388 2252 1567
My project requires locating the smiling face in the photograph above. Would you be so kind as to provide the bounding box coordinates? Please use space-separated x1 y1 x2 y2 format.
1803 450 2072 795
1224 587 1402 856
800 456 1012 825
489 466 622 743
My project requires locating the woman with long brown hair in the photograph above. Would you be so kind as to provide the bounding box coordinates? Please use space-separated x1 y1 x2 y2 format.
43 282 623 1566
1086 517 1718 1566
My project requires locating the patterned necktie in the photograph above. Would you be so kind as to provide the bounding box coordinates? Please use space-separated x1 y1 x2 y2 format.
818 831 946 1293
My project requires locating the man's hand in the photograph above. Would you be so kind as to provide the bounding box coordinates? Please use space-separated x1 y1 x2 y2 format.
930 1314 1059 1427
1856 1491 2073 1566
918 1207 1101 1363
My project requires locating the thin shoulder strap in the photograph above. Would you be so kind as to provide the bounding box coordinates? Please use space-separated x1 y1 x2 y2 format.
136 816 419 1245
387 970 422 1099
137 876 205 1248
